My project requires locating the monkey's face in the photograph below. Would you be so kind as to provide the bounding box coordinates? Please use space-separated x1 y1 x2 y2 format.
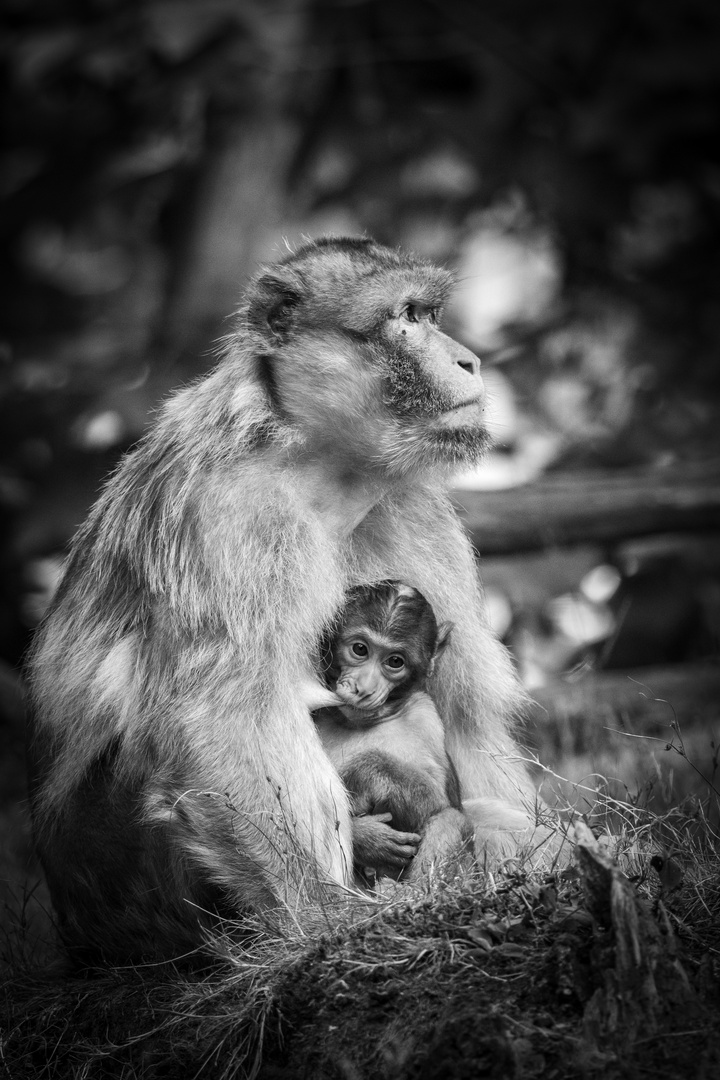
380 300 486 435
246 239 490 476
329 626 415 722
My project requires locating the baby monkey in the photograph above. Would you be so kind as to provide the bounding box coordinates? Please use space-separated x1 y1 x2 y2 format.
315 581 474 882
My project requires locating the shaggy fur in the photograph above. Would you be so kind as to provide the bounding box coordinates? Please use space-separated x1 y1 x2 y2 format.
26 237 534 964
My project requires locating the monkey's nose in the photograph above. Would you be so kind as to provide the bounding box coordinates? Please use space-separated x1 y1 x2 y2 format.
457 353 480 377
336 676 360 701
446 333 482 378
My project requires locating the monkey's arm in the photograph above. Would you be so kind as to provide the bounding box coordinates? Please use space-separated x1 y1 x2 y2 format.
352 812 420 874
355 485 532 808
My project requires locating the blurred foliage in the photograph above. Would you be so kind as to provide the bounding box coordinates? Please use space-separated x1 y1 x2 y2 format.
0 0 719 669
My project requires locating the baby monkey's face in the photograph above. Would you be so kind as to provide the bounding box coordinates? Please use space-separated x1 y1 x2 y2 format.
331 625 414 714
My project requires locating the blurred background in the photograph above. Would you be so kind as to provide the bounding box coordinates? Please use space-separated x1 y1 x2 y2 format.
1 0 719 937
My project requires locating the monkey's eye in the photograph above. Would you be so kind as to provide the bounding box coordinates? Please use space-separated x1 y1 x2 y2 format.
401 304 421 324
400 304 439 326
385 655 405 670
350 641 368 658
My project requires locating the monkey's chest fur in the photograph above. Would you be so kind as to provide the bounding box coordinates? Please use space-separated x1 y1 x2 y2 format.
314 693 453 834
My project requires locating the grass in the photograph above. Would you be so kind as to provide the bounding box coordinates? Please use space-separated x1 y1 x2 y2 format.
2 775 719 1080
2 676 719 1079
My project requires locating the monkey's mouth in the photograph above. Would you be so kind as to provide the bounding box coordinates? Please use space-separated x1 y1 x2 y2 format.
336 691 387 711
432 399 486 436
335 680 390 713
441 394 485 417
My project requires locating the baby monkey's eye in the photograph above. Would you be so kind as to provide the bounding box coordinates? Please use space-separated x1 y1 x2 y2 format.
385 655 405 670
350 641 368 658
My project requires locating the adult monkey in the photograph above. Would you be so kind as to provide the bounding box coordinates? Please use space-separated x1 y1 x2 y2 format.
27 237 537 964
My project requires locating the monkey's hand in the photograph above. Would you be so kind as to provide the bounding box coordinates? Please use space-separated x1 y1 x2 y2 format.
352 813 420 874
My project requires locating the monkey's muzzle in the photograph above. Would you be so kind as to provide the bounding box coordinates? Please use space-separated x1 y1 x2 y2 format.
335 677 389 712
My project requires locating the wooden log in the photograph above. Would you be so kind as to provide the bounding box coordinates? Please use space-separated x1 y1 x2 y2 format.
451 459 720 554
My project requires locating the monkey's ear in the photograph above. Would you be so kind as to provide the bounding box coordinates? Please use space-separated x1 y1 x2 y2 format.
435 622 454 657
248 275 301 341
267 293 301 339
428 621 453 677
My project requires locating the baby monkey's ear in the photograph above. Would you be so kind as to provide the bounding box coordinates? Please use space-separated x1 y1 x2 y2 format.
436 622 454 656
428 621 454 676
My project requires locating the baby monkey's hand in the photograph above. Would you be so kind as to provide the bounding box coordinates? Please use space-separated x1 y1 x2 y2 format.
352 812 420 876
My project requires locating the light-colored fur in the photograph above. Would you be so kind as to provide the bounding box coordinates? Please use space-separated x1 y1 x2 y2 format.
26 238 539 962
315 691 449 785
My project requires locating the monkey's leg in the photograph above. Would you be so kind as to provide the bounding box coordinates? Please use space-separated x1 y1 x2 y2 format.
34 693 356 963
404 808 475 882
144 694 356 910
